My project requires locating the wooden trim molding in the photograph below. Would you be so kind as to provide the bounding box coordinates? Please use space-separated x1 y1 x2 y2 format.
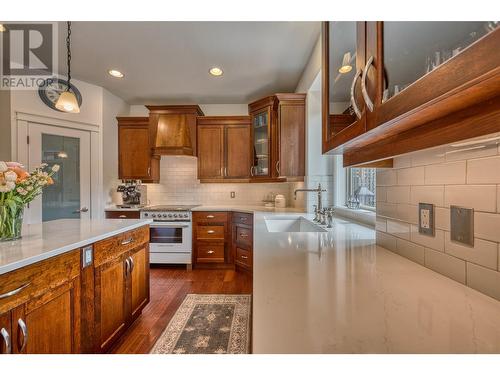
196 116 251 126
145 105 204 116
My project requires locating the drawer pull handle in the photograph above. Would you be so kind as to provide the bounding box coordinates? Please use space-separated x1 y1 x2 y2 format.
240 233 249 238
241 255 248 259
0 282 31 300
240 217 247 222
121 237 134 246
207 230 215 234
17 318 28 353
119 215 127 218
206 215 215 219
1 328 11 354
129 256 135 272
207 250 215 254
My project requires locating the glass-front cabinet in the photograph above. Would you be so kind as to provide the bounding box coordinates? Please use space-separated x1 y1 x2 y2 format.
251 108 271 177
382 21 499 103
323 22 369 151
322 21 500 162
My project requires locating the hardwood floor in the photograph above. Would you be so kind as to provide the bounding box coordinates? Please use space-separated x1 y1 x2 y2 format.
110 265 253 354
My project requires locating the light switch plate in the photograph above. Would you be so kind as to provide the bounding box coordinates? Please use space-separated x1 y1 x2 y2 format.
82 245 93 268
418 203 434 236
450 206 474 247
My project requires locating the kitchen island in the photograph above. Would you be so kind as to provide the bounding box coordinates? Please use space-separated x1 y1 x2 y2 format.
0 218 152 354
252 211 500 353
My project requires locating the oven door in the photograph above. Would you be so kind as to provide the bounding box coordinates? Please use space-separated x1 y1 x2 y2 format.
149 221 192 253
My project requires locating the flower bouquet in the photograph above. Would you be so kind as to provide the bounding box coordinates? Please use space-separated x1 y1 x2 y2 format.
0 161 59 241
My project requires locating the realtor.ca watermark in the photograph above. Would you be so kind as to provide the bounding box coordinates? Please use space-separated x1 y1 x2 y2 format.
0 22 58 90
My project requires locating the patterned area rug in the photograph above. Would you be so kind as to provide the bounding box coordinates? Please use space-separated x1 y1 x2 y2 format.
150 294 251 354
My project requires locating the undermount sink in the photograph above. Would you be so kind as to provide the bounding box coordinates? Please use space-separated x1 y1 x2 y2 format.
264 216 327 233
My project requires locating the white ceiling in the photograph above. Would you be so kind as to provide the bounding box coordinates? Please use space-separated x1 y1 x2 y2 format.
57 22 320 104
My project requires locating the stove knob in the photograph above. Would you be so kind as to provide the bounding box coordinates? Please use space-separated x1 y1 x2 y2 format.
144 213 148 217
184 213 188 218
168 213 173 218
163 214 167 218
152 214 156 218
173 214 178 218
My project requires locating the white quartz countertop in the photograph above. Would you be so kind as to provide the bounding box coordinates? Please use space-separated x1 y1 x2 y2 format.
252 211 500 353
191 205 304 214
0 219 152 276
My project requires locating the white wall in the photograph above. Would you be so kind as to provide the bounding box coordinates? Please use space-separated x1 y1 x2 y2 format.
292 33 336 212
377 132 500 301
102 89 129 206
295 35 321 94
0 89 11 160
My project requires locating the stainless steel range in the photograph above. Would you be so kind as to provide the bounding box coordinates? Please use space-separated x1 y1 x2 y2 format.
140 205 199 268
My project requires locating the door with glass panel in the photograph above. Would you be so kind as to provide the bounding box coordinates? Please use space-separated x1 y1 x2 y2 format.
322 21 367 150
368 21 499 130
250 107 271 178
28 123 91 222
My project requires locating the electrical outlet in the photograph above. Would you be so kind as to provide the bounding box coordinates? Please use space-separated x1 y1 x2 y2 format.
82 245 93 268
418 203 434 236
230 191 236 199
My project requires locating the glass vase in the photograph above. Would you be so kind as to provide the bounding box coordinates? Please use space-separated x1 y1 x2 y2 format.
0 203 24 241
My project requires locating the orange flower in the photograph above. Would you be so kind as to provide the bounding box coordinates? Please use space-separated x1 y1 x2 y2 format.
47 177 54 185
10 167 29 182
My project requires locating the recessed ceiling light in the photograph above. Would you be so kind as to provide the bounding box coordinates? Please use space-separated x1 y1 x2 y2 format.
0 24 7 32
338 52 353 74
108 69 124 78
209 67 223 76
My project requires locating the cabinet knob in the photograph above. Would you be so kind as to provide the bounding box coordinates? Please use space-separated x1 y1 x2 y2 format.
207 230 215 234
119 215 127 218
206 215 215 219
241 255 248 260
207 250 215 254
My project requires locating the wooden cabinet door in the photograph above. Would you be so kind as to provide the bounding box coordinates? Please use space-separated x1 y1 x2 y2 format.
118 117 159 182
225 125 251 179
11 278 81 354
94 255 127 352
197 125 224 180
278 102 305 179
0 312 12 354
128 245 149 321
250 106 273 179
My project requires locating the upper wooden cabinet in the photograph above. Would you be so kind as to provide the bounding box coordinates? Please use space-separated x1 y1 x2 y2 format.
249 93 306 182
196 116 252 182
322 21 500 166
117 117 160 183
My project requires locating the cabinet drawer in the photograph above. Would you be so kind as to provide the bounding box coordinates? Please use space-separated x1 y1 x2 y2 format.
196 225 225 240
0 250 80 315
235 247 252 269
235 226 252 248
232 212 253 225
193 212 228 223
105 210 140 219
94 226 149 267
196 244 225 263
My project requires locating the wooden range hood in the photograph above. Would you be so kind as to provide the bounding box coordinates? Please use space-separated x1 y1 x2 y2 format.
147 105 204 156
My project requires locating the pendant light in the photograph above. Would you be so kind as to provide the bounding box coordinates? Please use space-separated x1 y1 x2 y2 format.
56 21 80 113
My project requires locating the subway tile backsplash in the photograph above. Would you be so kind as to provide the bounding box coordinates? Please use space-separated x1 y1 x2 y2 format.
143 156 304 208
376 133 500 301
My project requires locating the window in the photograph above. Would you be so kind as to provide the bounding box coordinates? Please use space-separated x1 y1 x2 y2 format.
346 168 376 210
